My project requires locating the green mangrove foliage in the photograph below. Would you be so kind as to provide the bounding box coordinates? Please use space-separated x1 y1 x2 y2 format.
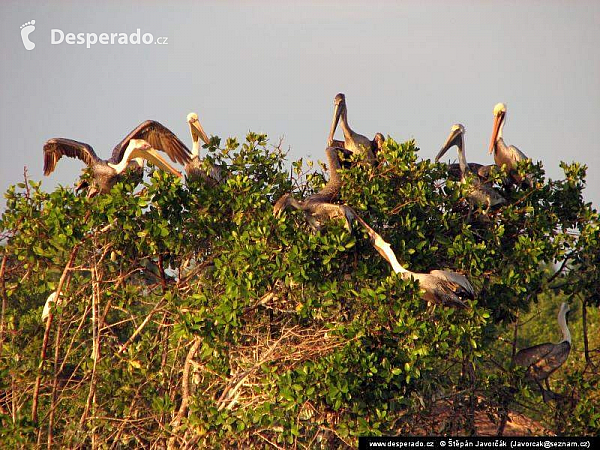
0 133 598 447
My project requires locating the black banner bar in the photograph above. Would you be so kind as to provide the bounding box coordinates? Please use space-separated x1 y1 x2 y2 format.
358 437 598 450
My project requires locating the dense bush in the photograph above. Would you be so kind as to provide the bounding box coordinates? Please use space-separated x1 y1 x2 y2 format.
0 133 598 447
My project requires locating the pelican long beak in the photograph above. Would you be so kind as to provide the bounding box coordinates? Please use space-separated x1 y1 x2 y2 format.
435 127 462 162
192 119 210 145
489 112 504 154
328 102 343 146
143 148 183 178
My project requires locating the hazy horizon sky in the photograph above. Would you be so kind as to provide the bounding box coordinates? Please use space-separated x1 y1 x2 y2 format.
1 1 599 207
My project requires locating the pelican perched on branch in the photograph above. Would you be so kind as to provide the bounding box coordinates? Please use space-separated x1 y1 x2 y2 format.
489 103 532 186
274 146 388 261
274 146 474 308
274 146 344 229
436 124 505 209
185 112 225 184
514 302 572 402
44 121 190 197
327 93 383 165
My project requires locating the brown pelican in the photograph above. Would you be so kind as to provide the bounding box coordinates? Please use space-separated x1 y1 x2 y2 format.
274 146 474 308
273 145 344 230
327 93 383 165
43 120 191 197
276 195 474 309
489 103 532 186
514 302 572 402
185 113 225 184
436 124 505 209
395 264 475 309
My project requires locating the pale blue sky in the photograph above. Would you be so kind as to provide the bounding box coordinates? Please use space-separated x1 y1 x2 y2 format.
1 1 599 206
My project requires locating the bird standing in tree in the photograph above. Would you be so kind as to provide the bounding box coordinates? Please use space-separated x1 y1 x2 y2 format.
514 302 572 402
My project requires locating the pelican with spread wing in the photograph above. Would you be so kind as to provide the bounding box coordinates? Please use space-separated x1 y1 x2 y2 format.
43 120 191 197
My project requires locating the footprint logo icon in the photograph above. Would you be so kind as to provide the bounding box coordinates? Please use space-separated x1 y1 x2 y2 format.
20 20 36 50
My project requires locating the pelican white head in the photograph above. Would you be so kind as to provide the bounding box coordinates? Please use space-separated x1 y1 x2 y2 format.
489 103 507 154
493 103 507 116
186 112 209 153
436 123 466 162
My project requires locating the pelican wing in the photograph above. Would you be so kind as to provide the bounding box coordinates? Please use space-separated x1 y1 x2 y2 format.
430 270 475 299
408 272 468 309
467 181 506 207
514 342 555 368
482 183 506 206
111 120 191 165
431 284 469 309
43 138 100 175
530 341 571 379
330 139 346 149
209 164 226 183
508 144 528 162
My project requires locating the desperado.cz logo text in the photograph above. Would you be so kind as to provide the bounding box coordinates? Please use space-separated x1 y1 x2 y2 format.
51 28 168 48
